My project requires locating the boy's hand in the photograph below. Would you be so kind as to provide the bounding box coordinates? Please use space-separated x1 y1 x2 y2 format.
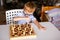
25 16 29 18
39 26 46 30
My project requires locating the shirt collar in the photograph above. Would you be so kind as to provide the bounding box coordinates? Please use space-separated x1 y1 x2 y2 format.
23 11 33 16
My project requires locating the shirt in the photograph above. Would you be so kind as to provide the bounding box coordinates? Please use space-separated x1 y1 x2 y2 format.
16 9 36 24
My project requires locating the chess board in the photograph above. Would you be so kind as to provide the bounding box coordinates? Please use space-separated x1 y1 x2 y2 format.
10 23 36 40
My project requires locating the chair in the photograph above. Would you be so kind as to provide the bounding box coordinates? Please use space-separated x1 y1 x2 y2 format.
6 9 23 24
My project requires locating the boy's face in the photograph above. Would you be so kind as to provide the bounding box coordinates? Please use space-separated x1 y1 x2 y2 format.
24 6 35 14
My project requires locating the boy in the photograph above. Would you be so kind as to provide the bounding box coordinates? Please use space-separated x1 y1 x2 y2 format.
14 2 46 30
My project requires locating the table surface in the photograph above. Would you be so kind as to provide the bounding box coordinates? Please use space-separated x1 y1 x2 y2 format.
0 22 60 40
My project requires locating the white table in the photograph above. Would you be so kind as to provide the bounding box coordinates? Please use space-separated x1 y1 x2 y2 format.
0 22 60 40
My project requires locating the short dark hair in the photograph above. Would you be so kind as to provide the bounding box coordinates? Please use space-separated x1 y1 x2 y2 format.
25 2 36 9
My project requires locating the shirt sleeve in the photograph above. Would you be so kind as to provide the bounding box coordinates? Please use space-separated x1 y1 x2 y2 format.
30 15 36 22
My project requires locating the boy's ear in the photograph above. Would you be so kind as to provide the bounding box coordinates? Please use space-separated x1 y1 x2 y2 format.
24 4 26 8
23 6 26 11
24 5 27 10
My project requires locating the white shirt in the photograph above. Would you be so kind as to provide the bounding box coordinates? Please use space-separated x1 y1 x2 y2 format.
16 9 36 24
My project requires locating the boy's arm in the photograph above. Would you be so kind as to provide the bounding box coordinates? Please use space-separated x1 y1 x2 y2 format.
33 20 46 30
13 16 30 21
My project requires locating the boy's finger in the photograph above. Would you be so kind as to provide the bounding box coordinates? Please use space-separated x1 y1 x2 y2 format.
40 27 46 30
